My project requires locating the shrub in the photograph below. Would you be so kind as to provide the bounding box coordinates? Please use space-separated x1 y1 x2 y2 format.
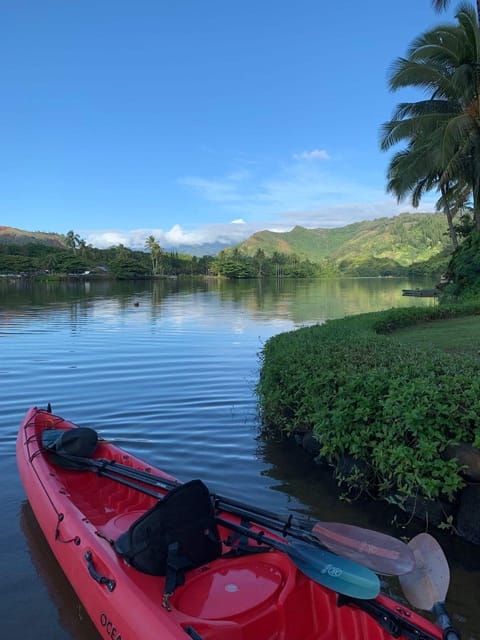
257 306 480 504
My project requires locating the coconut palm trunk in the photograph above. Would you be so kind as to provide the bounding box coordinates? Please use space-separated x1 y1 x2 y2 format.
440 185 459 248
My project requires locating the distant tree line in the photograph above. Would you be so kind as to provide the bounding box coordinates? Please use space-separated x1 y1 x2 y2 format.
0 231 448 280
0 234 213 279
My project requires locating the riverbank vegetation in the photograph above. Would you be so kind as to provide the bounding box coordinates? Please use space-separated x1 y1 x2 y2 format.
256 301 480 511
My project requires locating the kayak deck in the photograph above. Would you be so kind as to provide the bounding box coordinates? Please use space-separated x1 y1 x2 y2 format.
46 457 387 639
17 407 443 640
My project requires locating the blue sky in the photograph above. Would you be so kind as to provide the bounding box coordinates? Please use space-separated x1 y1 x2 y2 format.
0 0 457 249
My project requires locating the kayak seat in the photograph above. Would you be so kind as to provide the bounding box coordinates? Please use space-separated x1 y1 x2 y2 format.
114 479 222 598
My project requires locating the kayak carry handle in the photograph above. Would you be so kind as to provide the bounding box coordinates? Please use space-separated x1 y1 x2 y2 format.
84 551 116 592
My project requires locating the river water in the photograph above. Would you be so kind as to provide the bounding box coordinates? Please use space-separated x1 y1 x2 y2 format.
1 277 478 639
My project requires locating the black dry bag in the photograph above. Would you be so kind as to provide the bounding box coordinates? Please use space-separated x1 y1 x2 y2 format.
42 428 99 468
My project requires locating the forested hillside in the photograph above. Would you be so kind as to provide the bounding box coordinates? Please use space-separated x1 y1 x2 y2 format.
234 212 450 265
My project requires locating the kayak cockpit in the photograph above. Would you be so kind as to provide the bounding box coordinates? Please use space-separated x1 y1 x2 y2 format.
167 552 389 640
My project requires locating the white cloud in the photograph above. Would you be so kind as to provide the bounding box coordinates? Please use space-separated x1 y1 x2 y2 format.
84 221 258 251
82 151 438 251
177 155 377 220
293 149 330 161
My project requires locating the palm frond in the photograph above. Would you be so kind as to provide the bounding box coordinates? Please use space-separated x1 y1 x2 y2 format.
432 0 450 11
381 3 480 223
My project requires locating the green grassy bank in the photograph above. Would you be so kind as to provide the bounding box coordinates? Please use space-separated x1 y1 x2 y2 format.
256 302 480 515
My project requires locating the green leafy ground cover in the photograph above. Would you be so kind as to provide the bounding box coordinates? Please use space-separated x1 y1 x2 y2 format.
256 303 480 508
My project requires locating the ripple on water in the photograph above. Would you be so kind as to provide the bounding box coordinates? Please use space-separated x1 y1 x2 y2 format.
1 279 478 640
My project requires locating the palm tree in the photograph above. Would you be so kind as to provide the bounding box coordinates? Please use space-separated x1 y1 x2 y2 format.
144 235 162 276
65 230 80 252
78 238 88 258
381 4 480 229
385 129 466 248
254 248 266 278
271 251 285 278
431 0 480 22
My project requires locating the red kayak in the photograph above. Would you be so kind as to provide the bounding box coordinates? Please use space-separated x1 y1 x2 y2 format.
17 407 445 640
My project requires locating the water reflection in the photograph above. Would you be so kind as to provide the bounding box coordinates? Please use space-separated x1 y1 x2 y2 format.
0 276 434 325
18 501 100 639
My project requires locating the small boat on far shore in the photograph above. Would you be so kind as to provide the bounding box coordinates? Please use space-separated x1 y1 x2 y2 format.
402 288 439 297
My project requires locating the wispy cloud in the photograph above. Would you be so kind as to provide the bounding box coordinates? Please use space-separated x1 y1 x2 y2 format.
293 149 330 161
183 150 391 218
177 176 245 203
278 199 434 229
82 150 437 251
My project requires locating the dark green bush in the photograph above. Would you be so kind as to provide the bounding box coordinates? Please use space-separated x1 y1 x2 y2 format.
257 307 480 504
371 303 480 334
445 231 480 295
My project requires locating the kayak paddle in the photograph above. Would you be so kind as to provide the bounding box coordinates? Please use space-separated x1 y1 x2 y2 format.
214 497 414 575
42 428 414 575
310 521 414 576
46 451 381 599
399 533 461 640
215 516 380 599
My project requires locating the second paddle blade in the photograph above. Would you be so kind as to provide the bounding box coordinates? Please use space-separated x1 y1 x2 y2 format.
311 522 415 575
399 533 450 610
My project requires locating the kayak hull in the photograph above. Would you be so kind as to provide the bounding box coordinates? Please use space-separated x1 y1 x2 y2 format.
17 407 443 640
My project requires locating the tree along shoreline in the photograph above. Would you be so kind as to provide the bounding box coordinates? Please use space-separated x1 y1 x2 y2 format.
0 238 449 280
256 302 480 544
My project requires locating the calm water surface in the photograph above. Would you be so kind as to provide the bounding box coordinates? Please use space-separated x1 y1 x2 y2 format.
1 277 478 639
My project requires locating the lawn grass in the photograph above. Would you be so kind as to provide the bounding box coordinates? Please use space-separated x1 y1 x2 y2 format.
392 315 480 360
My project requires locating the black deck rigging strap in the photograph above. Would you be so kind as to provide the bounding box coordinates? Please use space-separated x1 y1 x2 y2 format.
222 516 271 558
338 594 441 640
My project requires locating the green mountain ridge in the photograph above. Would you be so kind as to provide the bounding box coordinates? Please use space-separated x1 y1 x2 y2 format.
1 212 452 272
234 212 451 266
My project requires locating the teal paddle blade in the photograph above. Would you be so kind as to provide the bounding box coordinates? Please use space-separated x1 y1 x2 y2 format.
288 540 380 599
